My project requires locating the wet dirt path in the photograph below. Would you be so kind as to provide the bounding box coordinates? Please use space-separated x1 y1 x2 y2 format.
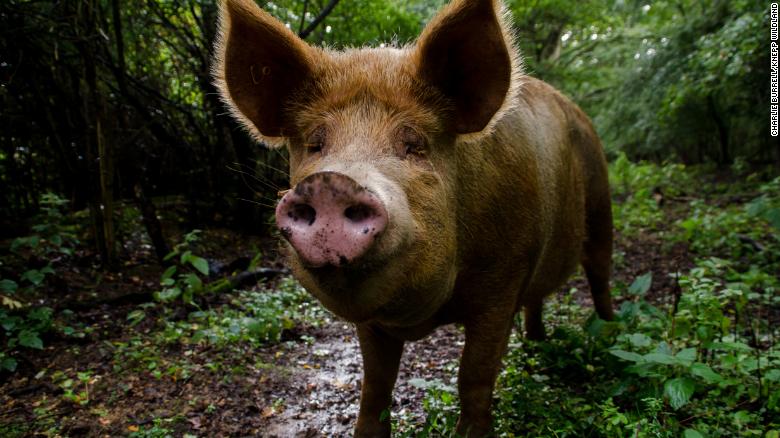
257 320 463 437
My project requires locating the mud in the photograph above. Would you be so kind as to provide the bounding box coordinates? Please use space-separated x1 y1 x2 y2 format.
257 321 463 437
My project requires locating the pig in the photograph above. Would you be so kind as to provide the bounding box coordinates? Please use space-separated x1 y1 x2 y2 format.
213 0 614 435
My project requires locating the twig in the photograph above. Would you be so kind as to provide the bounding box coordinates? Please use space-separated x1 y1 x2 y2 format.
298 0 340 39
668 269 682 344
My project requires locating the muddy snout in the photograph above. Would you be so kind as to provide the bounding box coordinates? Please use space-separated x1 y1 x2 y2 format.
275 172 388 268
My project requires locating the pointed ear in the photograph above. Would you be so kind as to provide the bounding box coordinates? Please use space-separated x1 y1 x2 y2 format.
213 0 314 140
414 0 513 134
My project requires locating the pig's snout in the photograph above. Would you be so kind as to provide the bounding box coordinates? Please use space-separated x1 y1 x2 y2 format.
276 172 388 268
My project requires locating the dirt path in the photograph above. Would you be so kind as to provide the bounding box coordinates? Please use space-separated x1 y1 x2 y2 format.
257 320 463 437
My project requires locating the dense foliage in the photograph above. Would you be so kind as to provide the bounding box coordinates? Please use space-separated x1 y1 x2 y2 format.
510 0 772 165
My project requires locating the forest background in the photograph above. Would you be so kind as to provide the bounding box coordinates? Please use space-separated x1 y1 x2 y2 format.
0 1 778 437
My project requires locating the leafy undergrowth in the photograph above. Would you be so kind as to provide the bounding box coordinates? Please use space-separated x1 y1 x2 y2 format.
1 158 779 437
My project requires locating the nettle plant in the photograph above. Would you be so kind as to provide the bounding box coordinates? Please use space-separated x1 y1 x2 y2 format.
609 263 779 436
1 193 76 372
4 193 78 298
0 306 53 372
154 230 212 305
11 193 78 254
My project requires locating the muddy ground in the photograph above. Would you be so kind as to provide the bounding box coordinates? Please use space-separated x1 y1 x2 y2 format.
0 209 693 437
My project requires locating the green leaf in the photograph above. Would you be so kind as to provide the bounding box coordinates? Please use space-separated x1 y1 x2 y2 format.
586 316 605 337
183 273 203 294
676 348 697 364
18 330 44 349
156 287 181 302
2 316 19 331
644 352 679 365
0 279 18 294
628 272 652 296
10 238 25 252
764 207 780 229
126 310 146 327
1 356 17 372
189 256 209 276
627 333 652 348
664 377 695 409
29 306 53 322
180 250 193 265
12 236 40 252
49 234 62 247
764 369 780 382
684 429 705 438
21 270 45 286
690 362 723 383
610 349 644 362
161 266 177 281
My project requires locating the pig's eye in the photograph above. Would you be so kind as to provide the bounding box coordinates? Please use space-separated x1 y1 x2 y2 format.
304 127 326 154
398 127 425 158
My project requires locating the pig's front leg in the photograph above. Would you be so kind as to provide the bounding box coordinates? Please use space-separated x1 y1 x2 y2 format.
456 313 515 437
354 324 404 438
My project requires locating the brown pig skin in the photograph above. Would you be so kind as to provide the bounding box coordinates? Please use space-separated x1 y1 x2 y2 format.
213 0 615 436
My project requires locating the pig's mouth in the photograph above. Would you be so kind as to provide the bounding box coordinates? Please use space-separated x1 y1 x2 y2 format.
292 248 388 280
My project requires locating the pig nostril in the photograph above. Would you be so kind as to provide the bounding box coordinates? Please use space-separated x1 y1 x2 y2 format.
290 204 316 226
344 204 375 223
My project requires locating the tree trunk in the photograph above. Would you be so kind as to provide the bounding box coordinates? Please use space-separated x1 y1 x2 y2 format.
707 94 730 166
134 183 170 264
79 0 117 268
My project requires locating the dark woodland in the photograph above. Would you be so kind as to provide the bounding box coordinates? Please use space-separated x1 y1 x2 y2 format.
0 0 778 436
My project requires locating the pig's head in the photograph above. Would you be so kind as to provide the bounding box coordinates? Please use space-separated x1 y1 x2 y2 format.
213 0 521 324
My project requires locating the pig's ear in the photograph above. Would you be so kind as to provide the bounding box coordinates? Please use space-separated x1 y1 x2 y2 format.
213 0 314 144
414 0 518 135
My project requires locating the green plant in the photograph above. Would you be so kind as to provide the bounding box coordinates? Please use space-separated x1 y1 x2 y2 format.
11 192 78 257
154 230 212 304
163 278 323 346
394 378 459 437
127 416 183 438
0 305 53 371
607 266 778 436
671 175 780 278
746 177 780 230
609 153 698 234
54 370 94 406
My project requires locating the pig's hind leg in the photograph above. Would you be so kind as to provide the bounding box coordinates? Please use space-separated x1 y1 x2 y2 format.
581 192 615 321
523 297 546 340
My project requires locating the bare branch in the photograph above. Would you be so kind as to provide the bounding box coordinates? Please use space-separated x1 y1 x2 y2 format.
298 0 339 40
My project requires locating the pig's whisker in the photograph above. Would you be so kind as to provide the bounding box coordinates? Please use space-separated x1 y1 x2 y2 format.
236 197 277 210
255 159 290 177
226 164 282 192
